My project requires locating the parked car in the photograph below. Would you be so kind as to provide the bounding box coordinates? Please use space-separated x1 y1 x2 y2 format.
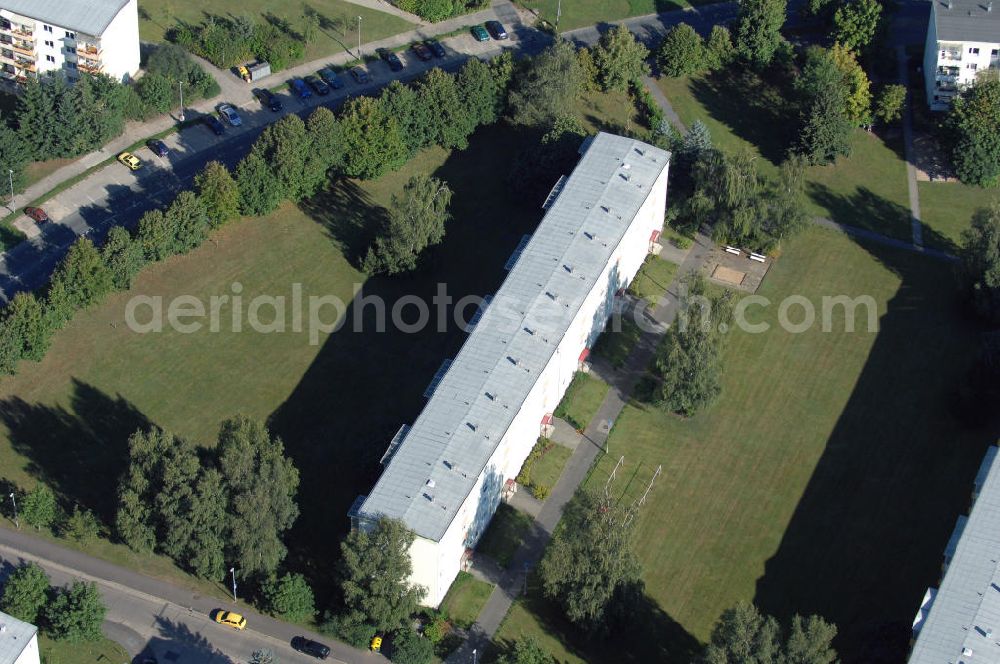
290 78 312 99
117 151 141 171
350 66 370 84
424 38 446 58
146 139 169 157
212 610 246 630
410 42 432 61
23 207 48 223
255 88 282 112
305 74 330 96
471 25 489 42
485 20 508 40
218 103 242 126
291 637 330 660
203 115 225 136
377 47 404 72
318 68 343 89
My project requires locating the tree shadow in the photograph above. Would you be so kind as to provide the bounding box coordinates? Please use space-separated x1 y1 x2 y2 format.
0 379 150 526
145 616 231 664
298 179 387 267
752 203 998 661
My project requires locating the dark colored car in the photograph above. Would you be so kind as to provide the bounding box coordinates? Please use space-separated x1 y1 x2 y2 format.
203 115 225 136
410 42 432 61
350 66 370 84
305 74 330 96
23 206 48 223
470 25 489 42
291 637 330 660
290 78 313 99
424 38 446 58
256 88 283 112
485 20 508 40
377 47 404 72
146 139 169 157
318 68 343 89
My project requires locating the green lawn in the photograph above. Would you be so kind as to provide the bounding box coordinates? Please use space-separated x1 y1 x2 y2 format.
499 226 991 662
520 0 697 32
629 255 678 305
439 572 494 629
475 503 534 568
526 441 572 490
658 74 913 242
553 372 610 430
918 180 998 252
25 158 79 190
40 634 128 664
592 317 643 369
138 0 415 64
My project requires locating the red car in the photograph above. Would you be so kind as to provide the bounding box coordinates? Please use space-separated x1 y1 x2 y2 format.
24 207 48 223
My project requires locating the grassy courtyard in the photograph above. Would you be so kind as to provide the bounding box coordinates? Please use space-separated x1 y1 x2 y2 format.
138 0 415 64
439 572 494 628
553 372 610 430
497 227 993 662
918 180 998 252
39 635 128 664
521 0 703 32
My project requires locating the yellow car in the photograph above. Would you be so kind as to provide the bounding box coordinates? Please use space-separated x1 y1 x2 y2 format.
212 610 247 630
117 151 141 171
370 636 382 652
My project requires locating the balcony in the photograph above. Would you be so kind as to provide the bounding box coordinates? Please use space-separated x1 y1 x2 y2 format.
14 60 35 73
939 49 962 62
11 42 33 56
77 59 102 73
76 43 101 57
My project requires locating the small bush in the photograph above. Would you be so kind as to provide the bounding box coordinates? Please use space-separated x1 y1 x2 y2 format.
531 484 551 501
673 235 693 249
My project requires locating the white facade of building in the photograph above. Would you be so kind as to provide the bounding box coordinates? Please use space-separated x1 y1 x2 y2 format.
0 0 140 85
923 0 1000 110
353 133 671 606
0 611 39 664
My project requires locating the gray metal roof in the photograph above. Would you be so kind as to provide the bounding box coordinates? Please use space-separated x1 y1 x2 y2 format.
0 0 129 37
358 132 670 542
909 445 1000 664
0 611 36 664
932 0 1000 43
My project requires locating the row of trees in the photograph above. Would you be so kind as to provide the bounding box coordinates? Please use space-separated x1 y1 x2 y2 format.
115 416 299 581
704 602 838 663
1 562 106 643
946 78 1000 186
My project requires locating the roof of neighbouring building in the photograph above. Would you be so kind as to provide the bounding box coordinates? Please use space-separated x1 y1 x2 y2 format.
357 132 670 542
1 0 130 38
0 610 37 664
933 0 1000 43
909 445 1000 664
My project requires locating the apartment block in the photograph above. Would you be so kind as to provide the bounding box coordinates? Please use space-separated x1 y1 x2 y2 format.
924 0 1000 110
0 0 140 85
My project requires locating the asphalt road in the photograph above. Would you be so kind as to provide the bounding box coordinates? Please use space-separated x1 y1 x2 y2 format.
0 525 381 664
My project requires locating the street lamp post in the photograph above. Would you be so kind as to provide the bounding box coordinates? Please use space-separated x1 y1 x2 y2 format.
472 649 477 664
8 492 18 529
556 0 562 31
6 169 13 213
229 567 237 602
178 81 184 123
357 16 363 60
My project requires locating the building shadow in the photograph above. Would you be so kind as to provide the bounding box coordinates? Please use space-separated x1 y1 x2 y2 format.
752 190 999 662
143 616 231 664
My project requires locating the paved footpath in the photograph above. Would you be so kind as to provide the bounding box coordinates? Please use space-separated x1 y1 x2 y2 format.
896 44 924 248
446 231 715 663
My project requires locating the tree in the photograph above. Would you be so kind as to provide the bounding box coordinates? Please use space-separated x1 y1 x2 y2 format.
217 416 299 577
795 47 853 165
5 291 51 362
388 629 433 664
337 517 425 631
304 107 344 189
17 78 57 159
21 485 57 531
873 84 906 124
703 603 838 664
0 563 50 623
489 50 516 115
655 274 733 415
195 161 241 227
253 115 312 200
380 80 431 158
180 468 227 579
657 23 705 78
250 649 277 664
0 125 29 198
830 43 872 126
45 581 106 642
165 190 210 253
364 174 452 274
509 114 588 204
705 25 736 70
833 0 882 53
137 209 174 262
261 573 315 622
735 0 787 67
456 57 501 127
508 40 583 126
498 637 552 664
593 24 650 92
961 202 1000 323
61 506 100 542
50 238 114 312
101 226 146 290
236 152 284 217
416 68 476 150
538 490 640 629
784 614 839 664
338 96 408 180
947 79 1000 186
115 427 184 552
680 120 713 168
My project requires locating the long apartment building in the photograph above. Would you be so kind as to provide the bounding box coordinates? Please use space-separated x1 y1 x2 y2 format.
0 0 139 85
350 132 671 606
923 0 1000 110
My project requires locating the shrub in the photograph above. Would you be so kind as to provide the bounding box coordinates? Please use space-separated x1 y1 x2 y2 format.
61 506 100 542
388 628 434 664
396 0 459 22
261 573 315 622
531 484 551 501
0 563 50 624
657 23 705 77
45 581 105 642
21 485 58 531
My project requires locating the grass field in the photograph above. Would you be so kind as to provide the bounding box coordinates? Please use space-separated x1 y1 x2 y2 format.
657 74 915 243
629 255 678 305
592 317 643 369
526 441 572 490
553 372 609 430
520 0 700 32
137 0 415 64
497 227 993 663
25 158 79 190
439 572 494 628
918 180 998 252
40 634 129 664
475 504 533 568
